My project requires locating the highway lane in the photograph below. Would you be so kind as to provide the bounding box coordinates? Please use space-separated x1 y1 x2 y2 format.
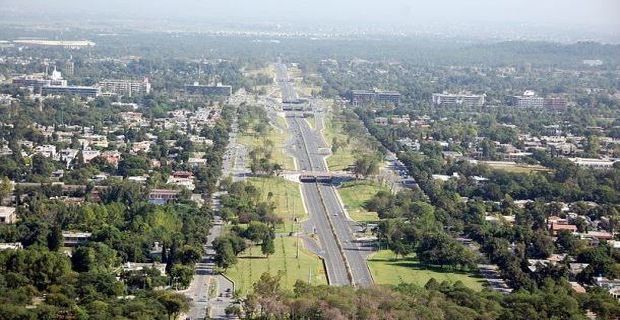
292 116 374 286
287 115 351 285
277 62 372 286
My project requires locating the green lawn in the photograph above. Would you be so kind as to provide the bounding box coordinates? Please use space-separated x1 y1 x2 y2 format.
238 120 295 171
225 237 328 296
368 250 485 291
338 181 387 222
483 162 551 174
324 115 356 171
247 176 306 233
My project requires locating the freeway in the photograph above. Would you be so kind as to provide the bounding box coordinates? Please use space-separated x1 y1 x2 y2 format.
289 116 374 286
287 116 351 285
276 62 374 286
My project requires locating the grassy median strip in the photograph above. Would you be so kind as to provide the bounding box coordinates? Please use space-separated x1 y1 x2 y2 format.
368 250 485 291
238 120 295 171
247 176 306 233
337 180 387 222
324 114 356 171
225 237 328 296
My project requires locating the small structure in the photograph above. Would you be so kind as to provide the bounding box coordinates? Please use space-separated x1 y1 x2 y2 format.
62 231 92 247
0 206 17 224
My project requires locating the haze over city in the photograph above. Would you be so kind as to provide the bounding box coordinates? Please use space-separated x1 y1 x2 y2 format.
0 1 619 320
2 0 620 42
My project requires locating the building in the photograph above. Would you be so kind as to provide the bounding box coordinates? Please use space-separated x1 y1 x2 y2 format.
148 189 181 204
350 90 375 104
544 97 567 109
351 89 401 105
0 243 23 250
42 85 100 98
99 78 151 96
432 93 485 107
184 83 232 96
63 60 75 76
510 90 544 108
568 158 618 170
0 206 17 224
375 90 402 104
12 77 52 93
13 68 69 94
62 231 92 247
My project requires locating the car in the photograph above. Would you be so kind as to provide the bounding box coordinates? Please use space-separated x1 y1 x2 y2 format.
333 213 338 216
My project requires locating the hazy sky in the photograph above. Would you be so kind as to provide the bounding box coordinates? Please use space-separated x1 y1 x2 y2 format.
2 0 619 31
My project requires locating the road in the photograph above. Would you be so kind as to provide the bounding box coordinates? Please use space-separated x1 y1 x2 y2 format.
185 92 252 320
184 215 235 320
276 63 373 286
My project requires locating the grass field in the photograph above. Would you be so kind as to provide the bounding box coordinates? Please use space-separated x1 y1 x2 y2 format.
238 120 295 171
338 181 387 222
483 161 552 174
368 250 485 291
247 176 306 233
324 115 357 171
225 237 328 296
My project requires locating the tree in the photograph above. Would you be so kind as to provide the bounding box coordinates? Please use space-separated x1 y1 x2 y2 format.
31 154 54 177
170 264 194 289
155 291 190 320
179 245 202 265
352 155 380 178
261 237 275 257
47 224 63 252
213 237 238 269
0 176 12 205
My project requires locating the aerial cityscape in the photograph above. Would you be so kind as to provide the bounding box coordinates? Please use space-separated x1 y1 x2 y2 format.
0 0 619 319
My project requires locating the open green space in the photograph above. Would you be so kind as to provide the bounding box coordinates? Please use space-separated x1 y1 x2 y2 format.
338 181 388 222
225 237 328 296
324 114 356 171
238 119 295 171
247 176 306 233
483 162 552 174
367 250 485 291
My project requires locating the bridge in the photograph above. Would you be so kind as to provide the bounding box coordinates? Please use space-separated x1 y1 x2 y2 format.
278 170 355 183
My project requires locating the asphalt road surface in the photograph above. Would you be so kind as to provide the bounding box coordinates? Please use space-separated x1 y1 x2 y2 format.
288 116 374 286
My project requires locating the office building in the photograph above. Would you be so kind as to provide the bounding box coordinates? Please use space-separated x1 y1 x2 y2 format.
432 93 485 107
510 90 544 108
12 68 68 93
63 60 75 76
351 89 401 105
42 85 100 98
99 78 151 96
375 90 402 104
544 97 567 109
184 82 232 97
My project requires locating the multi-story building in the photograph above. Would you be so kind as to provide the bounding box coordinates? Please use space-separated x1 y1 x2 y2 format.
62 231 92 247
351 90 376 104
42 85 100 98
351 89 401 105
510 90 544 108
98 78 151 96
12 68 68 93
544 97 567 109
432 93 485 107
375 90 402 104
184 82 232 96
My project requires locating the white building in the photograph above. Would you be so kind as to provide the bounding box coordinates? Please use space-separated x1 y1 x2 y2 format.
0 206 17 224
569 158 618 170
98 78 151 97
